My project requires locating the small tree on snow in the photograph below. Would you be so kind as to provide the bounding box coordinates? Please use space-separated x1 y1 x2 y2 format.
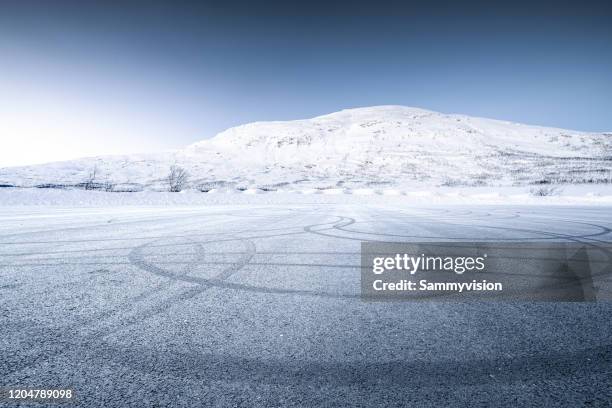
166 165 189 192
84 165 98 190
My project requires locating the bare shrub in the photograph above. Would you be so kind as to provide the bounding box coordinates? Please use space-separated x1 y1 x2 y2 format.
166 165 189 192
196 180 233 192
103 182 115 192
440 178 463 187
84 166 98 190
530 186 562 196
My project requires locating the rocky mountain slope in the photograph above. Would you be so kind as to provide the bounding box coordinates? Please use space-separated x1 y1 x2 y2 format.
1 106 610 191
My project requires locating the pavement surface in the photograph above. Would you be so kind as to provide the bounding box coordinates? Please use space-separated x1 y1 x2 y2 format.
0 204 611 407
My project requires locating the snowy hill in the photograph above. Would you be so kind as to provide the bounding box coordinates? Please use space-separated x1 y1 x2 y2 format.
1 106 611 191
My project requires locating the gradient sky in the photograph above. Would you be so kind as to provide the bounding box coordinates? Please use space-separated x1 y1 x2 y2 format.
1 0 611 166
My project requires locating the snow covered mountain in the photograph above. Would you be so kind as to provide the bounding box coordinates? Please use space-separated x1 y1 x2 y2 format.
2 106 611 191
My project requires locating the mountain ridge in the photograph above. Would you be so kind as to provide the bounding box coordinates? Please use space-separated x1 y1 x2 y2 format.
2 106 611 191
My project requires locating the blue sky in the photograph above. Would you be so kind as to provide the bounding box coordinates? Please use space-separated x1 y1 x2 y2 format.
1 0 611 166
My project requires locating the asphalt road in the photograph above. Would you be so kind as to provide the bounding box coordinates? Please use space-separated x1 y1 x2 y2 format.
1 205 611 407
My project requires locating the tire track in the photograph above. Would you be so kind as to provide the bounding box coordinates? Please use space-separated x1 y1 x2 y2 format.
2 232 257 378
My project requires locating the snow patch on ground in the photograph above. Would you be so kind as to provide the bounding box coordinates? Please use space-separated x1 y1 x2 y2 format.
1 185 612 207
